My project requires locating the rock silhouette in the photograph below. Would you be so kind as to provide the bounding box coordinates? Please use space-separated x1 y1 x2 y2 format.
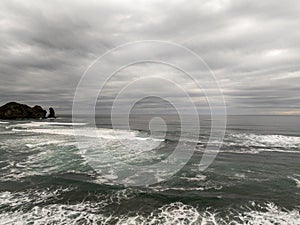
48 107 56 118
0 102 47 119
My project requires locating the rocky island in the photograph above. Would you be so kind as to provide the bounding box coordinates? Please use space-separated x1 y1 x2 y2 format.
0 102 55 120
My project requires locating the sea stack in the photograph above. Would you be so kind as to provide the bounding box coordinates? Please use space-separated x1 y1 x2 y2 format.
0 102 47 119
48 107 56 118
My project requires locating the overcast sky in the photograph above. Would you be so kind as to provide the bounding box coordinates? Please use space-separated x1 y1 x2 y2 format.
1 0 300 115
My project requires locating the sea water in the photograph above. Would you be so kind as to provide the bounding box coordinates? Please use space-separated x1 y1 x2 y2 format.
0 115 299 224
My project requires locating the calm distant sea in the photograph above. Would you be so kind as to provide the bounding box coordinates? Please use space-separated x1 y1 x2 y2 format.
0 115 299 224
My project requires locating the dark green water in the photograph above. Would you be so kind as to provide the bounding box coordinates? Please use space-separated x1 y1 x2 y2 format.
0 115 299 224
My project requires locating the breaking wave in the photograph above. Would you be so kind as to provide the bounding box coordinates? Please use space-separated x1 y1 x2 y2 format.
0 190 299 225
227 133 300 149
0 121 164 182
196 132 300 154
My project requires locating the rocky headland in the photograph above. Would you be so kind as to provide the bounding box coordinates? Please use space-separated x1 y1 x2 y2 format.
0 102 55 120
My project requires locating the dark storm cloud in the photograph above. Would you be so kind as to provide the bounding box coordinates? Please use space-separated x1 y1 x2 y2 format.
0 0 300 114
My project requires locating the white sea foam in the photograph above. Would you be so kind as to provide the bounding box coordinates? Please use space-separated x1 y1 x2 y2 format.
10 121 162 143
0 187 73 208
181 174 207 182
227 133 300 149
194 132 300 154
12 126 163 142
149 182 223 192
2 125 164 182
196 146 300 154
9 121 87 128
0 121 9 124
237 202 300 225
0 133 86 181
0 196 299 225
1 187 300 224
0 188 137 224
197 132 300 154
196 133 300 154
25 140 67 148
288 175 300 188
234 173 246 179
150 186 208 192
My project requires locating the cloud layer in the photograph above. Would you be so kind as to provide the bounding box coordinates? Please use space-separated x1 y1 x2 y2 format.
1 0 300 115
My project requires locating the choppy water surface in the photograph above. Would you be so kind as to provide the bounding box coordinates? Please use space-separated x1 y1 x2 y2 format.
0 115 299 224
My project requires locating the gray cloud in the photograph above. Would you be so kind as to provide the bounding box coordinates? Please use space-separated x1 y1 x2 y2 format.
0 0 300 115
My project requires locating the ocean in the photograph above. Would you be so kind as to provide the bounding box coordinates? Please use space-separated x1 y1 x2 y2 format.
0 115 299 224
